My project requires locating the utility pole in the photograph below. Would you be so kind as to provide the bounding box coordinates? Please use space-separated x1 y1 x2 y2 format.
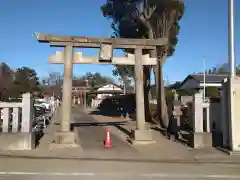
203 58 206 102
229 0 235 77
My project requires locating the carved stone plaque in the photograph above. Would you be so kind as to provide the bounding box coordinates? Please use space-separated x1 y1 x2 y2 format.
99 43 113 61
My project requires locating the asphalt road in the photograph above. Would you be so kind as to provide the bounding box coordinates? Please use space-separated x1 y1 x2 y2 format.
1 174 240 180
0 157 240 180
72 107 137 156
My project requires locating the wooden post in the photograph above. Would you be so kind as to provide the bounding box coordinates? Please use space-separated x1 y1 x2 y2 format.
61 45 73 132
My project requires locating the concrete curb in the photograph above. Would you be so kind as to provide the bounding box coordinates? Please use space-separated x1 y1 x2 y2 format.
0 152 240 164
216 147 240 155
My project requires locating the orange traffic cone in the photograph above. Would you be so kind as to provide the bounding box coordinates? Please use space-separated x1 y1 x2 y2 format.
104 128 112 148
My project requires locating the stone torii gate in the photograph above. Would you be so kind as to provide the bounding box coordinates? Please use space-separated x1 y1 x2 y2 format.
35 33 167 147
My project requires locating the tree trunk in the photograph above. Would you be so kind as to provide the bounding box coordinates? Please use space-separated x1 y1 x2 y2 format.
143 66 154 123
142 21 156 123
153 65 160 122
159 55 169 128
153 54 169 128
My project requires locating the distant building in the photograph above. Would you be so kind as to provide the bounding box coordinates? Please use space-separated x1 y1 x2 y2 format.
96 84 123 99
72 79 89 96
60 79 90 104
179 74 228 90
59 79 89 95
166 81 182 91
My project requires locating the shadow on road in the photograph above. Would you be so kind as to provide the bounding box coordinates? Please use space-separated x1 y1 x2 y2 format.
151 126 190 146
55 121 129 132
151 126 167 136
71 121 127 127
114 125 132 137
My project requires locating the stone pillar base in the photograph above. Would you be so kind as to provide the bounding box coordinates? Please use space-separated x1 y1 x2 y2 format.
50 131 79 149
130 129 156 145
192 132 212 148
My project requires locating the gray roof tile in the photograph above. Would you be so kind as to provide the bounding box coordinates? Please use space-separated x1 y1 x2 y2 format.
191 74 228 83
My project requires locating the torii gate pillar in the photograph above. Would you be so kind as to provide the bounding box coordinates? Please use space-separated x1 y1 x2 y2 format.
131 48 155 145
53 45 78 147
61 45 73 132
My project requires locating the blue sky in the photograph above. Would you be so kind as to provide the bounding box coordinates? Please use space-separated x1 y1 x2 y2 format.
0 0 239 83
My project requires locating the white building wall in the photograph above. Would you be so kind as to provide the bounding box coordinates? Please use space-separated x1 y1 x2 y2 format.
96 84 122 99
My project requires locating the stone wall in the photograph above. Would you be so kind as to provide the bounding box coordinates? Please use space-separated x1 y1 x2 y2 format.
0 93 35 150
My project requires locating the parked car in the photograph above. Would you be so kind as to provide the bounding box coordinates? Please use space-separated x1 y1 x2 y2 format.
33 104 46 117
33 104 50 130
35 99 50 110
